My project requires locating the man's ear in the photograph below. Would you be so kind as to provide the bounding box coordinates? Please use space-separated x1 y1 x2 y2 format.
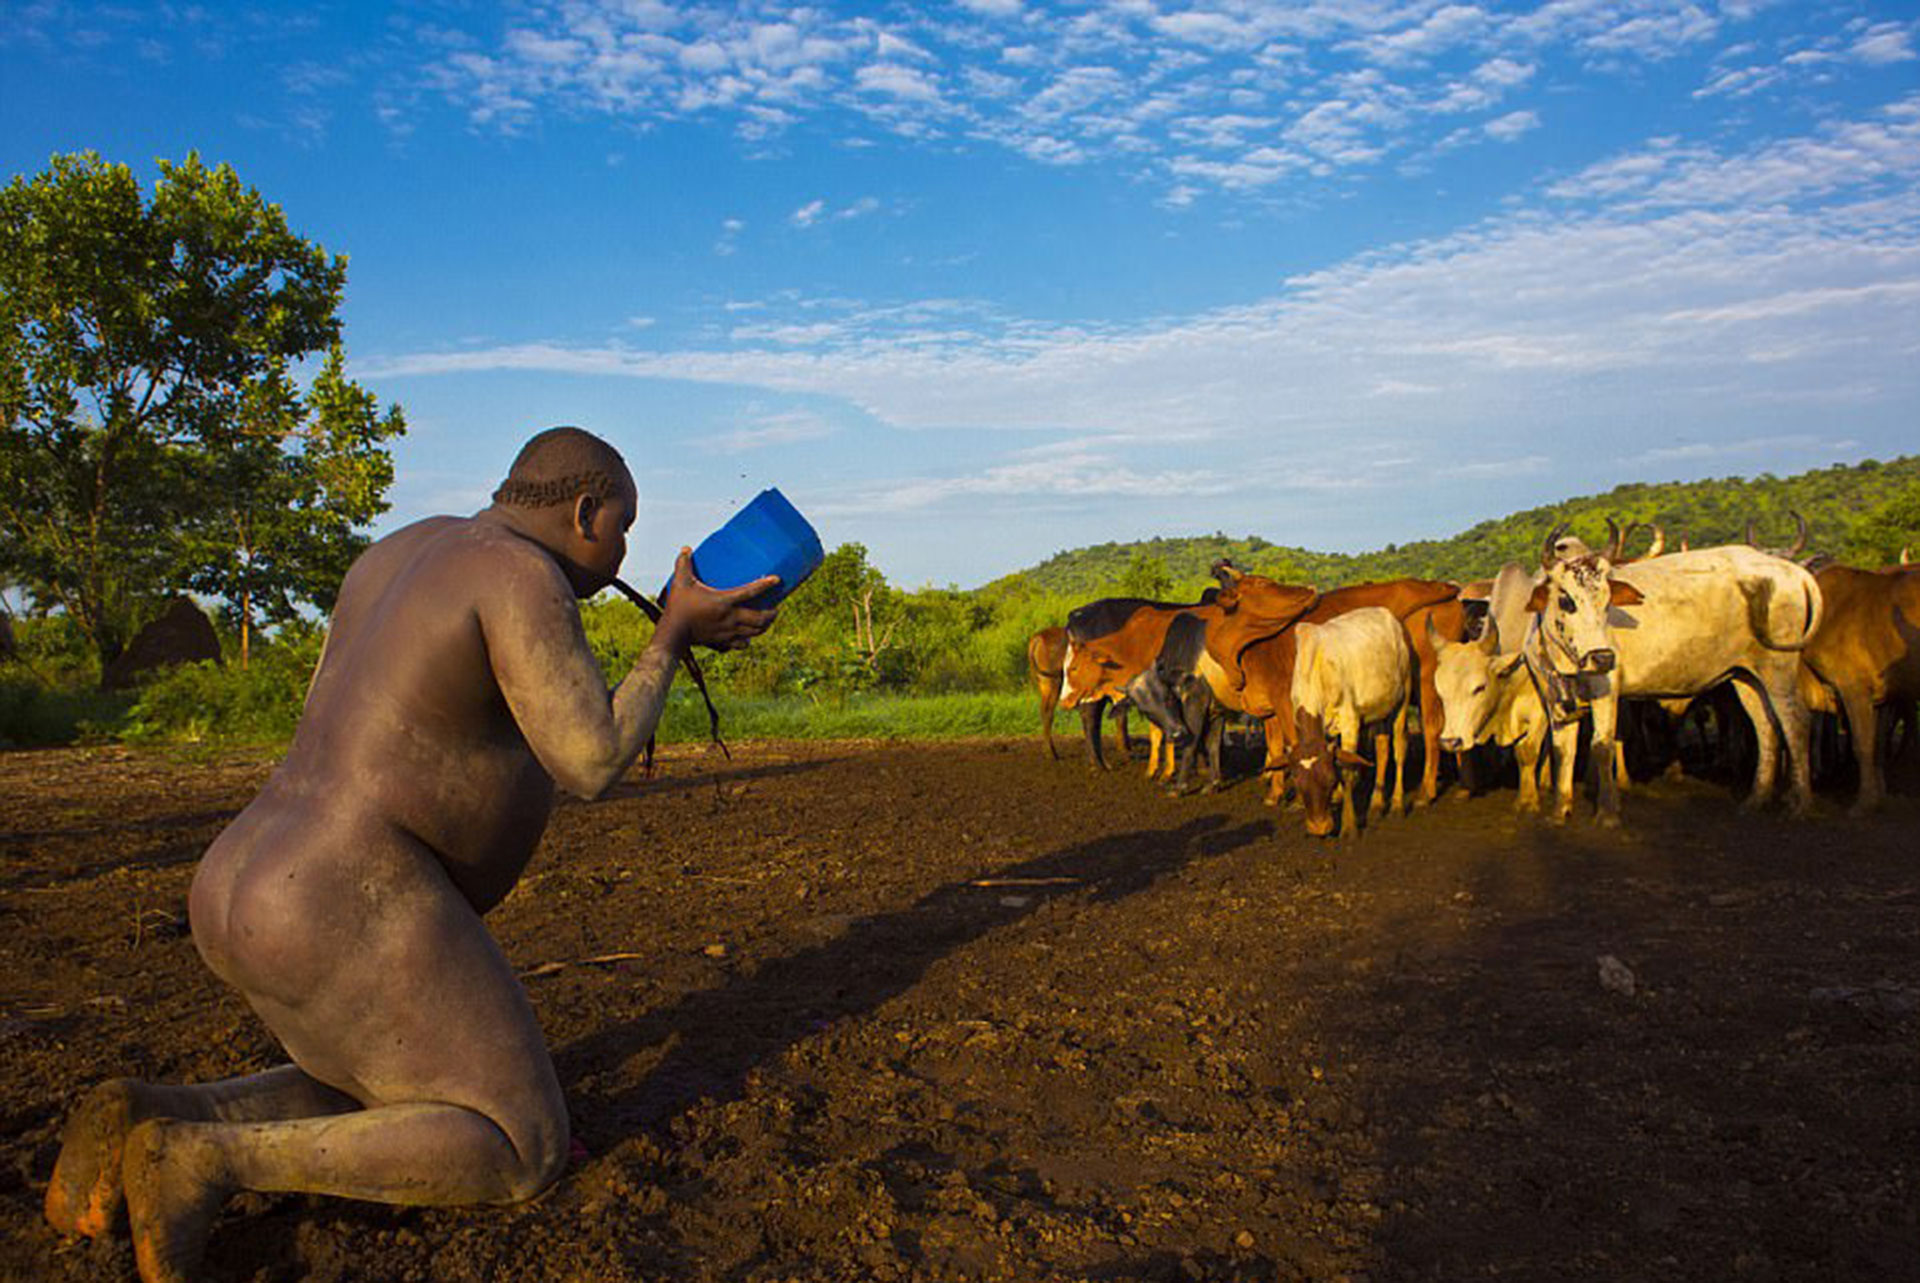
573 493 601 539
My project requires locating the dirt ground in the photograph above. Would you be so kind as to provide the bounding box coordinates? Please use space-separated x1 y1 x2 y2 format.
2 734 1917 1283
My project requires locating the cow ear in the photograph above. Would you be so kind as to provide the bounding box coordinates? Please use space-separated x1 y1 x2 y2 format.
1608 580 1645 606
1337 747 1373 770
1525 582 1550 613
1493 649 1527 678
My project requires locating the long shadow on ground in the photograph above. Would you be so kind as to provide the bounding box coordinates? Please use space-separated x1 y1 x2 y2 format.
557 814 1272 1141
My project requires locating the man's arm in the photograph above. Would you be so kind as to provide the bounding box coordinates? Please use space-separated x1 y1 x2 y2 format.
483 545 776 799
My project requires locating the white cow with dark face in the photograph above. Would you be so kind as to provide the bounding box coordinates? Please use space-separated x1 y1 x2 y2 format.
1522 525 1824 824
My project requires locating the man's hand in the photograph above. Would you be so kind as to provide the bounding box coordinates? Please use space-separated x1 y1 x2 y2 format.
659 548 780 653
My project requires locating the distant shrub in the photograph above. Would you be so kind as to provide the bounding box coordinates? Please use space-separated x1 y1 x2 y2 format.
0 674 131 747
119 627 325 744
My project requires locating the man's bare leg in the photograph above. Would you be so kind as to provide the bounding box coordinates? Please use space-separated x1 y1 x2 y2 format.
46 1066 357 1237
124 1102 545 1283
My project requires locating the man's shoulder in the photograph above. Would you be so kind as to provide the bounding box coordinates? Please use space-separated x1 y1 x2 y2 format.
352 515 567 603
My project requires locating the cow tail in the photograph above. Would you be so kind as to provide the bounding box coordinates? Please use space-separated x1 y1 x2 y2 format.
1751 564 1824 651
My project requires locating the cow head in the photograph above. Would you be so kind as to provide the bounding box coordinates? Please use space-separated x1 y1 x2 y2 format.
1428 616 1525 751
1060 639 1128 709
1525 525 1645 675
1283 708 1370 839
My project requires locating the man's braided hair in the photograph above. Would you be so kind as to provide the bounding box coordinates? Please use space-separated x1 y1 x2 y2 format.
491 427 630 509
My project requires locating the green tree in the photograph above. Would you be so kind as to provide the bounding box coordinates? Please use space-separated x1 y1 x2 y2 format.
1847 482 1920 565
1116 551 1172 599
0 151 356 672
176 346 405 667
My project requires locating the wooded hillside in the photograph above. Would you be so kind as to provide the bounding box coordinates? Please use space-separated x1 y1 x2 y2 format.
986 456 1920 598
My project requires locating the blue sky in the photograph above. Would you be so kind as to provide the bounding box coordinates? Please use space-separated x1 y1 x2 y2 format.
5 2 1918 590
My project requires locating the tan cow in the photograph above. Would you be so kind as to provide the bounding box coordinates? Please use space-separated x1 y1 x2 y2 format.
1798 564 1920 813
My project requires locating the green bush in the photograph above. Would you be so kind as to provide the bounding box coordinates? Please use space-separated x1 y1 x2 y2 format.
0 673 131 747
119 628 325 744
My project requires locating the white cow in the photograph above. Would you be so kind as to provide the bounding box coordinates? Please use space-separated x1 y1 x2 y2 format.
1523 530 1824 824
1284 607 1412 839
1428 615 1551 814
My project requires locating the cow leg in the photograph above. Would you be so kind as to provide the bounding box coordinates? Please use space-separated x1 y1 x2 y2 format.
1338 762 1362 841
1514 727 1543 814
1415 665 1441 807
1548 721 1580 825
1590 696 1622 827
1614 739 1630 796
1079 702 1110 772
1260 716 1290 807
1204 708 1227 793
1727 677 1782 809
1393 702 1411 816
1840 682 1883 815
1145 721 1166 781
1114 701 1134 757
1763 661 1815 816
1369 725 1392 819
1449 748 1477 802
1038 675 1061 760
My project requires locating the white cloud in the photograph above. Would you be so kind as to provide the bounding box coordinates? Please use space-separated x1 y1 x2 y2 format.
369 98 1920 488
394 0 1844 202
855 62 943 101
703 411 839 453
1484 109 1539 141
1441 455 1549 478
1850 23 1915 65
791 198 827 227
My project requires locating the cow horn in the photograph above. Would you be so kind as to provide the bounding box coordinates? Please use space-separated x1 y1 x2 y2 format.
1604 517 1623 562
1745 518 1758 548
1679 529 1691 553
1646 523 1665 558
1541 522 1569 568
1789 510 1808 556
1423 613 1445 650
1903 545 1913 565
1210 558 1244 586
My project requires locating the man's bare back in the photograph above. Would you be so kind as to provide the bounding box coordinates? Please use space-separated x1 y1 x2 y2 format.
43 429 778 1283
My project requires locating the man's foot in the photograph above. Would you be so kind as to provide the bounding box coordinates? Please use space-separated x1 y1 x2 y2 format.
123 1119 233 1283
45 1079 145 1237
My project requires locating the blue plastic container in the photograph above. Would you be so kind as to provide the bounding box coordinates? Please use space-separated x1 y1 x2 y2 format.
661 488 823 609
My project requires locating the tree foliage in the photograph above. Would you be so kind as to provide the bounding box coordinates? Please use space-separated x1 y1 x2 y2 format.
986 456 1920 596
0 151 400 671
1845 480 1920 566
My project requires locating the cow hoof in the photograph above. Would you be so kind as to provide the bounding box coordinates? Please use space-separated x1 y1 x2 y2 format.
1448 788 1473 804
1596 810 1622 830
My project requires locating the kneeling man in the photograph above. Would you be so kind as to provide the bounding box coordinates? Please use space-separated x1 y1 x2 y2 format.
44 427 777 1282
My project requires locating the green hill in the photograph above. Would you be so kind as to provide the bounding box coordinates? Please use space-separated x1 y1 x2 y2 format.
985 455 1920 598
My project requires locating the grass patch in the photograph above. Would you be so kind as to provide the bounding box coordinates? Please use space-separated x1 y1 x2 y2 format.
656 689 1063 743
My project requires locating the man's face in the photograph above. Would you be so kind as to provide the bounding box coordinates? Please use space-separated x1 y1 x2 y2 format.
568 476 637 593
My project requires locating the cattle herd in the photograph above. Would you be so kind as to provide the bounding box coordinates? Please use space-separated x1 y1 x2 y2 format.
1026 519 1920 837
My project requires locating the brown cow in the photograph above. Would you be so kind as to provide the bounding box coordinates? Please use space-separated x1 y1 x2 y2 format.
1061 587 1317 782
1027 626 1067 760
1207 566 1467 807
1798 563 1920 813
